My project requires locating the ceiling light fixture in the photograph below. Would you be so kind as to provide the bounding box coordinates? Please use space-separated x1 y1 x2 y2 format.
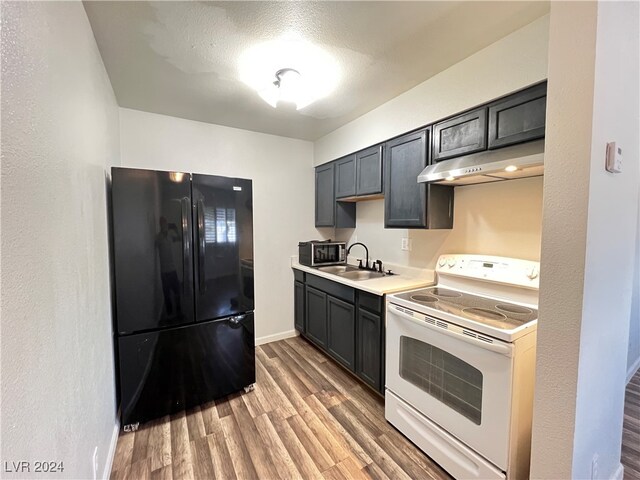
239 35 340 111
258 68 304 108
505 165 518 172
446 176 456 181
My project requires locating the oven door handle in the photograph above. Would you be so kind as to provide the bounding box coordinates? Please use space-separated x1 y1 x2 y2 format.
390 306 513 357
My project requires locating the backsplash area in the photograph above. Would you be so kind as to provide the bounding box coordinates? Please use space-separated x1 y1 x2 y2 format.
333 176 543 269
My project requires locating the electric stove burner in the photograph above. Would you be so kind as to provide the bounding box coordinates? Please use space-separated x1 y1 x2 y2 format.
462 308 507 322
495 304 533 315
411 294 439 303
429 288 462 298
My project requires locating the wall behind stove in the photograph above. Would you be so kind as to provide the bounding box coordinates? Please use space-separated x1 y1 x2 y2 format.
335 177 543 268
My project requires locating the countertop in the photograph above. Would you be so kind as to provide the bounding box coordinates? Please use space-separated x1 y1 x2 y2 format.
291 257 434 296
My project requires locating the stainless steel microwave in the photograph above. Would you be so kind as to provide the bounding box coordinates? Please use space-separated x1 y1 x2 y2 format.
298 240 346 267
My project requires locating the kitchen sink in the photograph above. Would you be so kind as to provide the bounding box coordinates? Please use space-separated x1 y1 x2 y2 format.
317 265 359 274
336 270 386 281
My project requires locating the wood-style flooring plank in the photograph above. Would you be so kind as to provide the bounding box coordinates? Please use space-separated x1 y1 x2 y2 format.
185 407 206 442
287 413 336 472
147 416 172 472
206 429 237 480
111 432 135 475
189 436 215 480
254 413 302 479
169 411 194 480
220 413 259 480
150 465 173 480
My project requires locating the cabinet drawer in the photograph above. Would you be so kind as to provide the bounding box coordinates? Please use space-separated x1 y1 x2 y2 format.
306 273 355 303
358 291 383 314
432 108 487 162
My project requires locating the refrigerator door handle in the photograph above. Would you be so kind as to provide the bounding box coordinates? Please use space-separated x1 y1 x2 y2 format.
197 199 206 291
181 197 190 294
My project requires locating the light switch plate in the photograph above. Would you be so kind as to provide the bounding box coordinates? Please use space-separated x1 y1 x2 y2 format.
401 238 412 251
605 142 623 173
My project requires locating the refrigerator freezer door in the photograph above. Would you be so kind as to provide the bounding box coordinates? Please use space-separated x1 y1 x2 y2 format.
118 313 255 426
192 174 254 322
112 168 195 334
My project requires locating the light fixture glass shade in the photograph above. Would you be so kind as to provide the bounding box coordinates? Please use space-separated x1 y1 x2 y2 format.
239 35 340 111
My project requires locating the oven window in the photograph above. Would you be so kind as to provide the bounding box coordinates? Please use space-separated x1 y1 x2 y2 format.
399 336 483 425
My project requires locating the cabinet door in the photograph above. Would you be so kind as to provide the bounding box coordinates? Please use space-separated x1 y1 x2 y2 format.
488 82 547 149
356 145 383 196
432 108 487 162
335 155 356 198
306 286 328 347
384 129 429 228
327 296 356 371
356 309 382 391
294 281 305 333
315 163 335 227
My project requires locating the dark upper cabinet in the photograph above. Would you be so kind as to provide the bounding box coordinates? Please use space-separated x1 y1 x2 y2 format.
315 163 335 227
488 82 547 149
356 145 383 196
327 296 356 371
335 155 356 198
315 163 356 229
305 286 327 347
432 107 487 162
294 281 305 333
384 128 454 229
356 308 382 392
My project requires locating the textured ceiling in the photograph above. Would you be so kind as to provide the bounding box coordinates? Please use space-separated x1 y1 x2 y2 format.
84 1 549 140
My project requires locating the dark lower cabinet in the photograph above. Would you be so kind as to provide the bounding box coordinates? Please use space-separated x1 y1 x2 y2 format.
356 309 383 391
294 281 305 333
295 271 385 394
306 286 327 347
327 296 356 370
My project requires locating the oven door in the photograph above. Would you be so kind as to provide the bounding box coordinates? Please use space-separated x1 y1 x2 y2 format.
386 304 514 470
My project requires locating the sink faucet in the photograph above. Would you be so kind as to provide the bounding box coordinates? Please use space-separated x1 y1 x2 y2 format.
347 242 369 270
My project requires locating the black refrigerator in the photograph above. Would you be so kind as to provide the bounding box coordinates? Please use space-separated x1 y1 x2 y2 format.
111 167 255 429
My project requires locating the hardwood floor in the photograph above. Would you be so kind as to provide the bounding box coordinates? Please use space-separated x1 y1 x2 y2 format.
110 336 451 480
623 368 640 480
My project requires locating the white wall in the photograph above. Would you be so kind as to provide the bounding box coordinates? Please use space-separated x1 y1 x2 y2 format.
531 2 640 479
1 2 120 479
119 108 316 344
315 15 549 269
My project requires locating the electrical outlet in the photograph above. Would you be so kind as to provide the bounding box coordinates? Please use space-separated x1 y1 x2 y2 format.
92 447 98 480
591 453 598 479
401 238 412 251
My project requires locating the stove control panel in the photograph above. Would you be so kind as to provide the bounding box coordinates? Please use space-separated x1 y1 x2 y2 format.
436 254 540 289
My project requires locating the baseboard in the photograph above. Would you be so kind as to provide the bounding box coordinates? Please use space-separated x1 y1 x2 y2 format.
255 329 299 346
610 462 624 480
102 419 120 480
627 355 640 384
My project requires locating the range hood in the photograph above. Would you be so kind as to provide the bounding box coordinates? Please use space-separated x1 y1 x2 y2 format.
418 140 544 186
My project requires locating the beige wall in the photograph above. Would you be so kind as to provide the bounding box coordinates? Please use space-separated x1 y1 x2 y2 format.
119 108 316 344
335 177 543 268
317 15 549 269
1 2 120 478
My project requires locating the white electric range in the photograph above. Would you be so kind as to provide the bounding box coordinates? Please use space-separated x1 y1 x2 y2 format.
385 254 540 480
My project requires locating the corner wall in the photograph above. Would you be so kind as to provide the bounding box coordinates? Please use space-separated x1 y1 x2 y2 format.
530 2 640 478
1 2 120 478
314 15 549 269
118 108 317 344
